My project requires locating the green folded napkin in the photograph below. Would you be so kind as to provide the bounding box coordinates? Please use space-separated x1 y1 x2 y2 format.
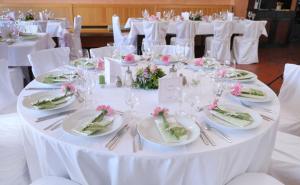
210 106 253 127
239 88 265 99
43 73 77 84
32 93 73 109
154 116 188 143
72 59 96 68
227 70 253 80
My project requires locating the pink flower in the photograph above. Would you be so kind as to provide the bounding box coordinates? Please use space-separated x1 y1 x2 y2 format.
231 82 242 96
97 58 105 71
161 55 170 64
150 65 158 73
208 99 219 110
194 58 204 66
124 53 135 63
96 105 114 116
217 68 227 78
61 83 75 93
152 106 168 117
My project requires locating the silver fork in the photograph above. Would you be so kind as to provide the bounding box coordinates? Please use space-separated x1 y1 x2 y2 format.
204 123 232 143
240 101 272 113
130 125 137 153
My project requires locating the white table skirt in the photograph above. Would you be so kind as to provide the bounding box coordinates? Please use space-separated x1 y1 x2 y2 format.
125 19 268 41
18 66 279 185
7 33 56 66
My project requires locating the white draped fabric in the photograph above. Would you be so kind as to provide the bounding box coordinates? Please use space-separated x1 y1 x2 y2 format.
6 33 56 66
205 21 233 61
152 45 193 59
103 57 122 84
270 131 300 185
278 64 300 136
112 16 132 46
90 46 136 59
18 66 280 185
30 176 80 185
27 47 70 77
142 20 169 47
226 173 284 185
233 20 268 64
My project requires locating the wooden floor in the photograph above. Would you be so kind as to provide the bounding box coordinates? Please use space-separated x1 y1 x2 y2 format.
236 42 300 94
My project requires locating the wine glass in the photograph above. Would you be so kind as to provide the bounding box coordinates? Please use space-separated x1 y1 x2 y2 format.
124 88 140 117
248 11 252 20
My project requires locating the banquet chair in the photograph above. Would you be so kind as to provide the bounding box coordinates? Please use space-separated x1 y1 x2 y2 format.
269 131 300 185
205 21 233 61
277 64 300 136
90 45 136 59
62 15 82 60
226 173 284 185
0 42 24 95
28 47 70 77
232 20 267 64
171 20 196 57
30 176 80 185
0 58 30 185
152 45 193 59
142 20 169 49
112 15 131 47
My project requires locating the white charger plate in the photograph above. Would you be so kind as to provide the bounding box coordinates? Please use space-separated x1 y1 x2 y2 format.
229 84 275 103
62 109 123 138
35 71 77 86
137 116 200 147
203 104 262 130
22 90 76 111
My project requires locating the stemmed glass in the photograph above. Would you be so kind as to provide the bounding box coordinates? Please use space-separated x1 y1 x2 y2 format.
124 88 140 118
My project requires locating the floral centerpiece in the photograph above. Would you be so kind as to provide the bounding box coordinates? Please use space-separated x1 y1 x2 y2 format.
24 11 35 21
133 65 165 89
189 12 202 21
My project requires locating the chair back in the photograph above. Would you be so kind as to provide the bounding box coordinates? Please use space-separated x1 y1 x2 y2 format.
279 64 300 112
112 15 124 45
213 21 233 40
242 20 267 40
28 47 70 77
73 15 82 36
175 20 196 44
0 58 17 112
152 45 192 59
143 20 168 47
90 46 115 58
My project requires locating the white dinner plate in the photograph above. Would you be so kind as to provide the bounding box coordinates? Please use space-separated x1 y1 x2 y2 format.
203 104 262 130
229 84 275 103
62 109 123 138
70 58 96 69
226 69 257 83
22 90 76 111
35 71 77 86
137 116 200 147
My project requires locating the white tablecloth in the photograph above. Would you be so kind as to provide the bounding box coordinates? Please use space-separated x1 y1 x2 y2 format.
125 19 268 41
18 66 279 185
7 33 56 66
0 19 69 38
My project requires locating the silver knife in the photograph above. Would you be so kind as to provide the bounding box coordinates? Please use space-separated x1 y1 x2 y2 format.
105 124 128 148
36 109 77 122
209 126 232 143
107 125 129 150
25 87 61 90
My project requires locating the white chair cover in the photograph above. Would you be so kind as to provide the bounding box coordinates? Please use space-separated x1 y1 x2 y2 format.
38 21 48 32
90 45 136 59
152 45 192 59
205 21 233 61
103 57 122 85
28 47 70 77
112 15 131 46
30 176 80 185
278 64 300 136
0 59 17 112
226 173 284 185
233 20 267 64
0 42 8 60
63 15 82 60
143 20 169 48
270 131 300 185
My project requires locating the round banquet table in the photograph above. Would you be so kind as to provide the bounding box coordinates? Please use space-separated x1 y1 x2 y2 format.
18 65 280 185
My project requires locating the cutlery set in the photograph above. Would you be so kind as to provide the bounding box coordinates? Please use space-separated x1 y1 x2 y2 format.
105 124 129 150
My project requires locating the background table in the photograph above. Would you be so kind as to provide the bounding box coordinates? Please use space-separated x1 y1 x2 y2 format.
18 66 279 185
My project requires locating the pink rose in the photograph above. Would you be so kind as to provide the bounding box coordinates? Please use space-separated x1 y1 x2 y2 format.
61 83 75 94
217 68 227 78
150 65 158 73
97 58 105 71
124 54 135 63
152 106 168 117
96 105 114 116
194 58 204 66
208 99 219 110
231 82 242 96
161 55 170 64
